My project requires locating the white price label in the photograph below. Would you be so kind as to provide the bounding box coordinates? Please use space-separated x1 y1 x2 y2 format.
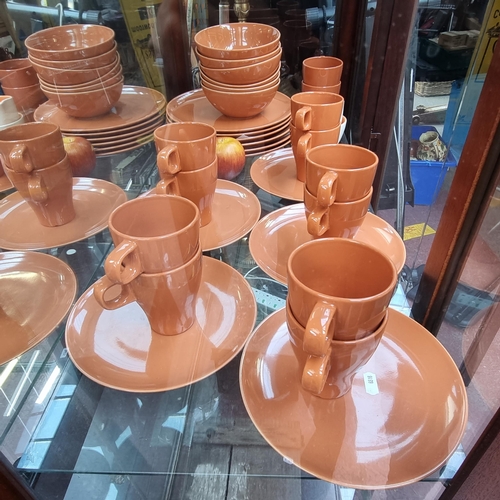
363 372 379 395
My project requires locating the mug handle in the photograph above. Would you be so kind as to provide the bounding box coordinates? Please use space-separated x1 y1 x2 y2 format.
157 145 181 176
295 106 312 132
93 275 136 310
301 347 332 395
307 204 329 237
104 240 143 284
28 175 48 203
303 301 336 356
9 144 35 173
316 171 338 207
297 132 312 158
156 176 180 196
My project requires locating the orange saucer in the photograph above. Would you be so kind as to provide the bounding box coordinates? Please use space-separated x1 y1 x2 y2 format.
34 86 166 132
201 180 261 250
0 178 127 251
0 252 77 365
250 148 303 201
66 257 257 392
240 307 468 489
144 180 260 251
166 89 291 134
93 136 155 157
249 205 406 284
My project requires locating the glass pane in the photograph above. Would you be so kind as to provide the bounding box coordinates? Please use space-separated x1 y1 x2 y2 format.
0 0 497 497
439 172 500 450
373 1 498 497
378 0 493 301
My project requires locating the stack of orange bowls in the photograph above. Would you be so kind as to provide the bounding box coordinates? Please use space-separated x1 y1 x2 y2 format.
194 23 282 118
25 24 123 118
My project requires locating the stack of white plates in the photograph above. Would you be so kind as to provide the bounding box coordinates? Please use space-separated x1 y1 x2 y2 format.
167 89 291 157
33 86 166 156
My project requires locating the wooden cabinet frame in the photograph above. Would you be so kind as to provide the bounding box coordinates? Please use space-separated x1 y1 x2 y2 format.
335 1 500 495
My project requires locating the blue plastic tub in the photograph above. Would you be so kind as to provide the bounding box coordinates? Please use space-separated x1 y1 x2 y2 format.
410 125 457 205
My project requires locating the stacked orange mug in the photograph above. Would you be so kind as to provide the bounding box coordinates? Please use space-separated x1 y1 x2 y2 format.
290 91 345 181
303 144 378 239
286 238 397 399
0 59 46 122
153 122 218 227
0 123 75 226
301 55 343 94
93 195 203 336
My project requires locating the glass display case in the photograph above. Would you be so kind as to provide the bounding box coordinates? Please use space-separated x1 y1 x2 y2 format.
0 0 499 498
0 146 466 499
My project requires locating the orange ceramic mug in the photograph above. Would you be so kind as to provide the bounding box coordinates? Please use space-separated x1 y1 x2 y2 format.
93 246 203 336
305 144 378 205
156 157 218 226
290 122 340 182
304 184 372 238
105 195 200 280
302 56 343 87
3 155 75 227
290 92 344 132
154 122 216 176
0 123 65 173
0 65 39 88
287 238 397 350
0 59 32 81
286 299 388 398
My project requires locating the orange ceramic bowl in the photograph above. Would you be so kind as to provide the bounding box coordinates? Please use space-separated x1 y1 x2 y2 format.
30 55 120 86
25 24 115 61
195 45 282 69
200 68 280 92
201 77 280 93
37 62 121 90
28 43 117 70
194 23 280 60
199 51 281 86
202 82 279 118
40 74 124 94
42 79 123 118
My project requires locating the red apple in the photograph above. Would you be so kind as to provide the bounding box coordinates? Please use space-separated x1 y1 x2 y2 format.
63 136 97 177
216 137 246 180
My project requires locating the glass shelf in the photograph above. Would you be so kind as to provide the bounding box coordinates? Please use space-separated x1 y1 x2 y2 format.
0 146 464 499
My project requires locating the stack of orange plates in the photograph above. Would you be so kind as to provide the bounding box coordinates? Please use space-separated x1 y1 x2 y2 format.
166 89 291 157
34 86 166 156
